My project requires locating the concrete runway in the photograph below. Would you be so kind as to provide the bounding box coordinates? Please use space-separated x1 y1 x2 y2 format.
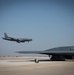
0 57 74 75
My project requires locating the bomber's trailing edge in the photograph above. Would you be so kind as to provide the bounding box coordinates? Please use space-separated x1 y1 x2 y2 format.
2 33 32 43
17 46 74 61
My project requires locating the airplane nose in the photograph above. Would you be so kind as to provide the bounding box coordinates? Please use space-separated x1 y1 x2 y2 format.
2 37 5 39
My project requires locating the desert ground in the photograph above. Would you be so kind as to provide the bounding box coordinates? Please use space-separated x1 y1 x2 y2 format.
0 56 74 75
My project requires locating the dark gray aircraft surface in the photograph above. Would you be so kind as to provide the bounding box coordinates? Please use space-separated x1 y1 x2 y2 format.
17 46 74 61
2 33 32 43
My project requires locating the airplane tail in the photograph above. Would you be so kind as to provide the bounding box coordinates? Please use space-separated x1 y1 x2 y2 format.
4 33 8 38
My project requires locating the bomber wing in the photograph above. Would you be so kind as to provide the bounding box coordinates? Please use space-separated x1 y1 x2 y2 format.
17 50 74 55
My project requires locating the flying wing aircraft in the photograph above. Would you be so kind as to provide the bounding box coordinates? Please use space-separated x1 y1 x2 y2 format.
17 46 74 61
2 33 32 43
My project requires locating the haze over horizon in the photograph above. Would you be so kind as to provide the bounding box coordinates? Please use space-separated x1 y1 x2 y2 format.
0 0 74 56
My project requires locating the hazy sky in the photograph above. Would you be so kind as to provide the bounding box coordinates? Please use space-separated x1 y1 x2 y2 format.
0 0 74 56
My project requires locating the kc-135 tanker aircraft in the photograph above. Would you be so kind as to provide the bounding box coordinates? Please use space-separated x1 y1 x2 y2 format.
17 46 74 61
2 33 32 43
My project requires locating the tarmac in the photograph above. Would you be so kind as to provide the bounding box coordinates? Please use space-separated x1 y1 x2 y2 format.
0 57 74 75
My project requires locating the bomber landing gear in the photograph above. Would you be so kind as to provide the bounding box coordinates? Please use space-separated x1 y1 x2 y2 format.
50 55 65 61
